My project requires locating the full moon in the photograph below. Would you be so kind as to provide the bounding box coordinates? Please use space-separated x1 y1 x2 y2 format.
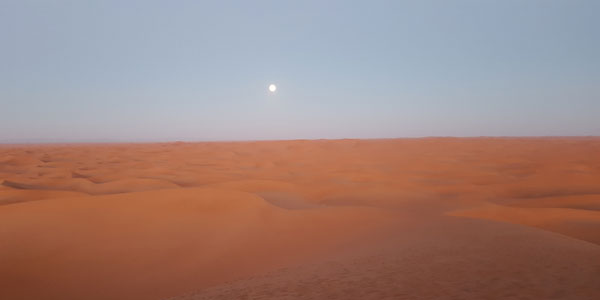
268 84 277 92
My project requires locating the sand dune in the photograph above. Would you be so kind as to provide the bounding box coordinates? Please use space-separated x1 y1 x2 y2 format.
0 188 394 299
1 138 600 299
2 177 181 195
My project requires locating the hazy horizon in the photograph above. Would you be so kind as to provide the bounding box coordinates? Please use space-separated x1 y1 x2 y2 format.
2 0 599 141
3 135 600 145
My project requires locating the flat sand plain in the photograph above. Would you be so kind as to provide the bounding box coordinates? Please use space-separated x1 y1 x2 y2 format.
1 138 600 299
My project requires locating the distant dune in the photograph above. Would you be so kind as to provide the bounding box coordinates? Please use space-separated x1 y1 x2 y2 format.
1 138 600 299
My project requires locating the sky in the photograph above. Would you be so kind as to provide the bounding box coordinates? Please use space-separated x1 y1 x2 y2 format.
1 0 599 142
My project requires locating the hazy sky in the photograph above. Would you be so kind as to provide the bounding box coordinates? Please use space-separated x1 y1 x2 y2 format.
2 0 599 141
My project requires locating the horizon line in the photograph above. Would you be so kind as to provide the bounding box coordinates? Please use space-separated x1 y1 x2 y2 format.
1 135 599 145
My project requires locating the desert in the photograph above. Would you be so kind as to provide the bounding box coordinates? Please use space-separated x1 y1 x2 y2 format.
3 0 599 298
1 138 600 299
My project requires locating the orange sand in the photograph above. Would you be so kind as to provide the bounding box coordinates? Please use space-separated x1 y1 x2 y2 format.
1 138 599 299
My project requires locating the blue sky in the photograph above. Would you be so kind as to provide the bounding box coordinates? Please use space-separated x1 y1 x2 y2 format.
1 0 599 141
